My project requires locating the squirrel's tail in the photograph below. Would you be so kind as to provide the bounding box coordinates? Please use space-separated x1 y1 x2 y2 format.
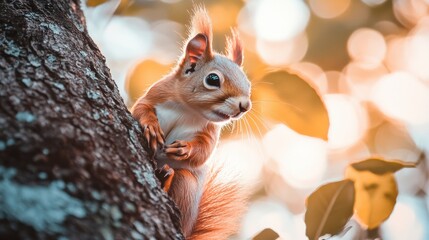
188 163 249 240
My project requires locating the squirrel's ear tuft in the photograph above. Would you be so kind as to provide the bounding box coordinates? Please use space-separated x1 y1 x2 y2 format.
226 28 243 66
182 6 213 63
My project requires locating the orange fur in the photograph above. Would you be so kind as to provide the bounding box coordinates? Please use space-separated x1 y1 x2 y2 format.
226 28 243 66
188 165 249 240
188 6 213 58
131 6 251 240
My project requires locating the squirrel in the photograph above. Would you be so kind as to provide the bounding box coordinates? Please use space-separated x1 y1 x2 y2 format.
131 6 251 240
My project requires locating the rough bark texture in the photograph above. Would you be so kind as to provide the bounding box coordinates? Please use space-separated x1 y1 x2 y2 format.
0 0 183 239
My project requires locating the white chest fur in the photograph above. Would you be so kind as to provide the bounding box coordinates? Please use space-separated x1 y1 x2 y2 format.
155 101 208 144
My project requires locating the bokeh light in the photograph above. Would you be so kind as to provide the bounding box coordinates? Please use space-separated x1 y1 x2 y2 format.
385 36 408 72
256 33 308 66
393 0 429 27
347 28 386 68
102 16 152 61
343 62 388 100
239 198 295 240
309 0 351 19
371 72 429 125
148 20 183 64
252 0 310 41
262 124 328 189
211 139 266 186
361 0 387 7
325 94 368 150
404 23 429 81
381 195 429 240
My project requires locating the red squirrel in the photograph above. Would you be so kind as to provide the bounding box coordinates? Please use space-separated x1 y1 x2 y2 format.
131 7 251 239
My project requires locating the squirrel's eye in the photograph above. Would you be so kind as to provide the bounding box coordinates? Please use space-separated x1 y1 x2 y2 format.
205 73 221 88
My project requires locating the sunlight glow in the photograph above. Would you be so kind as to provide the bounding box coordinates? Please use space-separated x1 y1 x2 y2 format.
381 196 429 240
371 72 429 125
362 0 387 6
343 62 388 100
263 124 328 189
347 28 386 68
325 94 368 150
102 16 152 61
212 139 266 185
385 36 407 72
405 24 429 81
240 198 295 240
149 21 183 64
309 0 351 19
256 34 308 66
325 71 347 93
253 0 310 41
393 0 429 27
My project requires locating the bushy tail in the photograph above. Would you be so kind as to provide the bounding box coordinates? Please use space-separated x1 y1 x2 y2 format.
188 164 249 240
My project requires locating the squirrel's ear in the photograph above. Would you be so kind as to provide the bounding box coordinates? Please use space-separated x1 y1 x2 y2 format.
181 6 214 70
226 28 243 66
186 33 208 64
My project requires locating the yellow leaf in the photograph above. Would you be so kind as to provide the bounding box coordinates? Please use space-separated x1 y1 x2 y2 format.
252 70 329 140
345 165 398 229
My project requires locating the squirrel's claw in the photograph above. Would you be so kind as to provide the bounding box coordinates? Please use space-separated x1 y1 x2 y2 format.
164 140 191 161
141 122 165 153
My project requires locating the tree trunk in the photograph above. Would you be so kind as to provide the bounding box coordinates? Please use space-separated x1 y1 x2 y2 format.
0 0 183 239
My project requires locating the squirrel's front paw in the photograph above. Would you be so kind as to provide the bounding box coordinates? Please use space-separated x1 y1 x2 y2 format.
140 119 165 153
164 140 192 161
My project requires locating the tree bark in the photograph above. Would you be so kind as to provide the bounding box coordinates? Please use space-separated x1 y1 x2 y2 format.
0 0 183 239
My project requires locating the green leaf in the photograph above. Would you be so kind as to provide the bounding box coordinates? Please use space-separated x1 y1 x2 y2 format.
252 228 280 240
305 180 355 240
350 157 417 175
252 70 329 140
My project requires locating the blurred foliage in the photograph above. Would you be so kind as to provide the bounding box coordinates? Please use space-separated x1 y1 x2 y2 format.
252 71 329 140
304 157 417 239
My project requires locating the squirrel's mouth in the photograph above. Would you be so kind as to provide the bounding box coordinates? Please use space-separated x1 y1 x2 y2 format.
212 110 231 120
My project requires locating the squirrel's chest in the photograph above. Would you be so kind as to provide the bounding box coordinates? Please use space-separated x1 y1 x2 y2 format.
155 101 207 143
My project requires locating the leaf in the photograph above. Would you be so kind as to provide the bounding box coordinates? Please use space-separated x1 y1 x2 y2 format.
252 228 280 240
345 163 399 229
252 70 329 140
350 157 417 175
305 180 355 240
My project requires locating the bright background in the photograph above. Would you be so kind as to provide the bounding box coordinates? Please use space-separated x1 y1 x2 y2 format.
83 0 429 239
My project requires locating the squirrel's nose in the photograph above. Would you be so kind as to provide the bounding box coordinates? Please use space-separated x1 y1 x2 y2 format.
239 100 251 113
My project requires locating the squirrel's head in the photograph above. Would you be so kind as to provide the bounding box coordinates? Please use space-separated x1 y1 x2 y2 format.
175 7 251 124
